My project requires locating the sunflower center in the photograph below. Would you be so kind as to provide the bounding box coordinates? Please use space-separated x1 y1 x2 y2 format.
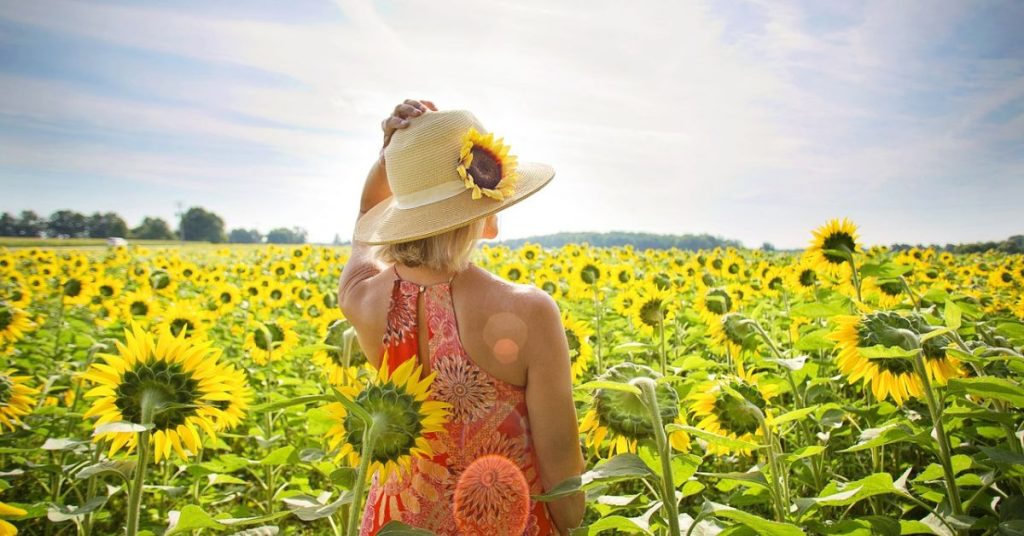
617 270 631 284
594 363 678 441
150 270 171 290
705 288 733 316
219 291 233 304
344 383 424 463
0 374 12 403
507 268 522 281
856 312 917 374
579 264 601 285
0 307 12 331
712 259 723 270
768 277 784 291
169 318 196 338
63 278 82 298
822 232 856 264
99 284 114 297
254 323 285 351
115 361 201 429
270 289 283 300
878 280 902 298
712 382 765 436
565 329 581 353
468 147 503 190
639 299 664 326
798 268 816 286
727 263 740 275
1001 271 1013 284
129 300 149 317
541 281 557 295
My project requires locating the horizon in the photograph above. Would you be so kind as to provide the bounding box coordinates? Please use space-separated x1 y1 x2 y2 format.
1 1 1023 249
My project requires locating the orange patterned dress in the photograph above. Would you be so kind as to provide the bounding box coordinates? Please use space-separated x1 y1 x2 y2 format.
360 267 555 535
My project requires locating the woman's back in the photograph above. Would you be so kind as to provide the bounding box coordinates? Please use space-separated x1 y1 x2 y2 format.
353 263 555 535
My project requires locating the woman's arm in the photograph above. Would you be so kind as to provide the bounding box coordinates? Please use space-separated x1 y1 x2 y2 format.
524 290 586 534
338 99 436 316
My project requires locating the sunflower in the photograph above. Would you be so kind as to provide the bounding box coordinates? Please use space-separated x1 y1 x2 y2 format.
312 317 364 386
695 286 735 327
323 356 449 483
81 323 237 463
828 312 961 405
0 495 26 535
786 259 820 295
244 317 299 365
532 268 563 299
60 275 93 306
209 363 253 431
579 362 689 457
805 218 861 278
500 261 530 284
628 282 675 338
707 312 759 358
457 127 518 201
518 243 543 265
0 370 39 432
210 283 241 313
862 277 907 309
158 300 209 340
562 310 594 383
121 290 162 324
688 370 773 455
0 304 35 349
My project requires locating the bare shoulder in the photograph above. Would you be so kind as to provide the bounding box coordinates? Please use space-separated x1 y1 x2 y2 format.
470 264 560 319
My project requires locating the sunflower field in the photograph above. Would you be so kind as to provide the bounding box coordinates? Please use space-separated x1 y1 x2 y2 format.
1 218 1023 536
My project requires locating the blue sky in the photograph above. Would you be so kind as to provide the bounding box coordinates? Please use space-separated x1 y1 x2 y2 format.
1 0 1022 248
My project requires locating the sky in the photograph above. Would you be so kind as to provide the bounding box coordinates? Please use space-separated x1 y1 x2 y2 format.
0 0 1022 249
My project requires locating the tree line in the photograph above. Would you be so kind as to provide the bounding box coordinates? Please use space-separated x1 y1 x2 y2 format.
0 208 308 244
501 231 744 251
889 235 1024 255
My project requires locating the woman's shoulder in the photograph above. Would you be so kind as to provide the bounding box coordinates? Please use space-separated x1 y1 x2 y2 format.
464 265 562 330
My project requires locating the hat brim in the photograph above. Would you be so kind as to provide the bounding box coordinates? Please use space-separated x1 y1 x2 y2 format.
353 161 555 245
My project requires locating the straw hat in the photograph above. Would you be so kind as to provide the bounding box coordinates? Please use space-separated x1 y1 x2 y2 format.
354 109 555 245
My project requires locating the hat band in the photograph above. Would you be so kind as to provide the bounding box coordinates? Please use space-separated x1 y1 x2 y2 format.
394 180 467 209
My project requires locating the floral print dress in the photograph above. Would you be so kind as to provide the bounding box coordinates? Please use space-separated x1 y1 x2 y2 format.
360 266 555 535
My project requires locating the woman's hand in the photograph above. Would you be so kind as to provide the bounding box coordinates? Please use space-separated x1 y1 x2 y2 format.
380 99 437 156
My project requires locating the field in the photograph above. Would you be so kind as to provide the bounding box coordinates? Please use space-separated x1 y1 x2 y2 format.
0 219 1022 536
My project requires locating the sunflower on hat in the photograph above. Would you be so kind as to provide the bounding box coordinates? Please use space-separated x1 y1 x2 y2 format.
457 128 518 201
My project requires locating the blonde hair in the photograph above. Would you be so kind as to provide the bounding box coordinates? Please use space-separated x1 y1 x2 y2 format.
377 217 487 273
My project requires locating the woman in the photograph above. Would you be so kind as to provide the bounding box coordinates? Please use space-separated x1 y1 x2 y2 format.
338 99 585 535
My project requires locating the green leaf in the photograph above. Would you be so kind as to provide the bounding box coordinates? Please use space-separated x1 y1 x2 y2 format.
208 474 248 486
839 422 918 453
814 473 904 507
575 380 642 396
859 262 912 279
770 407 817 427
947 377 1024 407
282 494 350 521
377 521 436 535
782 446 826 465
41 438 88 451
768 356 808 371
791 302 847 318
93 421 151 435
75 459 136 482
996 322 1024 341
695 470 769 489
670 424 762 452
794 329 835 351
857 345 919 359
47 497 107 522
166 505 225 535
259 446 296 467
944 301 962 331
920 327 953 343
978 446 1024 467
914 455 972 482
577 515 652 535
251 394 336 414
701 500 805 535
534 454 654 501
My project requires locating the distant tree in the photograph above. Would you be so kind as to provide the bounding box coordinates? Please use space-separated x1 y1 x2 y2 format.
0 213 15 236
16 211 45 237
130 217 176 240
266 227 307 244
332 233 342 245
180 207 226 243
761 242 776 252
228 228 263 244
47 210 88 238
86 212 128 238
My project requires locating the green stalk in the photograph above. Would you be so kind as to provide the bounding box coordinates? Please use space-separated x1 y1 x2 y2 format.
912 350 963 519
635 379 680 536
593 287 604 375
126 389 158 536
658 319 667 376
346 418 380 536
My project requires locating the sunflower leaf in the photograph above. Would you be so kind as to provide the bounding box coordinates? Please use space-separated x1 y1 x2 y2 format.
534 454 654 502
92 421 152 435
947 377 1024 407
700 500 805 535
856 344 919 359
575 380 642 396
75 459 137 482
669 425 762 452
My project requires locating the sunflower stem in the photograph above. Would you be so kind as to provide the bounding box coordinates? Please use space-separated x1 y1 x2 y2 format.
346 417 380 536
658 319 667 376
126 389 158 536
844 250 863 303
593 287 604 375
912 349 964 520
635 379 680 536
